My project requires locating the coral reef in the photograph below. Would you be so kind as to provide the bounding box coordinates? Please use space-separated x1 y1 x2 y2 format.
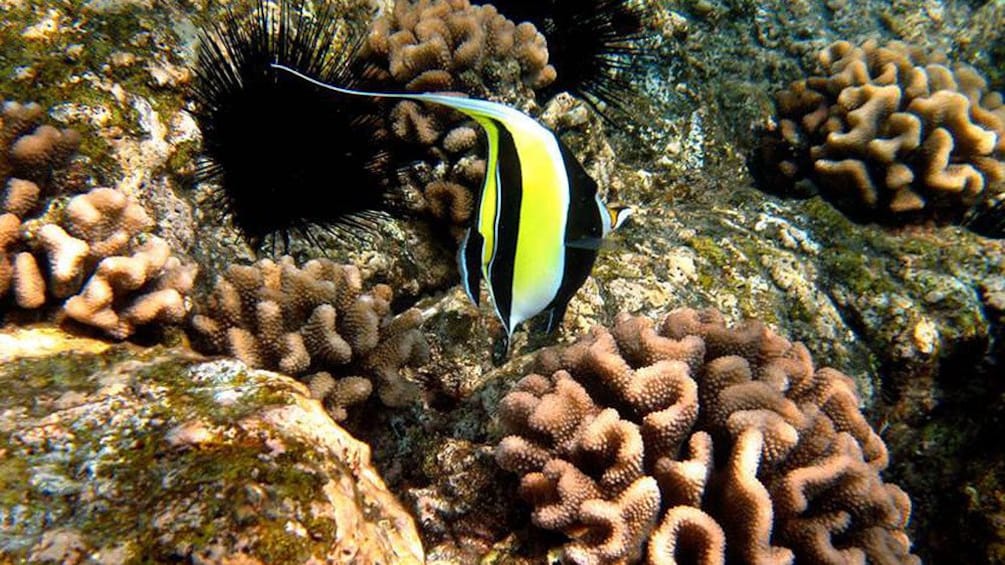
189 256 429 419
364 0 555 236
762 39 1005 226
496 308 918 564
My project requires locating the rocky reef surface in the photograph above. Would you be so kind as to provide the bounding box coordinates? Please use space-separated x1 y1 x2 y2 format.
0 0 1003 563
0 326 424 563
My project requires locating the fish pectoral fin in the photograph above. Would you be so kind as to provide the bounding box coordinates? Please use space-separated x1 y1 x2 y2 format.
458 228 484 306
565 236 605 250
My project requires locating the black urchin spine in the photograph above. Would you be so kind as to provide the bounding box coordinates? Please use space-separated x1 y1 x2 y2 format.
191 0 399 250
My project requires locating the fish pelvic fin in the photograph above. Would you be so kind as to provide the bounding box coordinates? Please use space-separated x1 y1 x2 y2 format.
458 228 483 306
544 301 571 335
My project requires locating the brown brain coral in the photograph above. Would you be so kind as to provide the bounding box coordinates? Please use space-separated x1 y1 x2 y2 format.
189 256 430 419
365 0 555 236
765 40 1004 224
495 308 918 564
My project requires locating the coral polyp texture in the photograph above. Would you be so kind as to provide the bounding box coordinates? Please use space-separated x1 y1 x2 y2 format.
763 40 1004 227
367 0 556 95
1 186 197 339
364 0 555 236
495 309 918 564
189 256 430 420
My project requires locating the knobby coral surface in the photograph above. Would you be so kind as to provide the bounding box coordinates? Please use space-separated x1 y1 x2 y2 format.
765 39 1004 224
365 0 555 236
2 186 197 339
1 99 194 339
496 308 918 564
1 101 81 206
368 0 555 95
189 256 430 419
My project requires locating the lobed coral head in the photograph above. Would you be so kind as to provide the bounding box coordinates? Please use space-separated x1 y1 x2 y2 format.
496 309 918 564
759 40 1005 234
188 255 429 420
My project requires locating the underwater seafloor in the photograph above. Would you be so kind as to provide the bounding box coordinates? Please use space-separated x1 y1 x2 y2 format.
0 0 1003 563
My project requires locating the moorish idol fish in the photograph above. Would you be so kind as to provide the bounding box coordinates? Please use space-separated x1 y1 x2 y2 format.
271 63 631 352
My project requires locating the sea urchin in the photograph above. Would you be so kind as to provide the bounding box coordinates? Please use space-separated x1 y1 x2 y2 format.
478 0 654 118
191 0 398 250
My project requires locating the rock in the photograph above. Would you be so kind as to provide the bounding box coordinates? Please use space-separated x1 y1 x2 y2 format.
0 326 424 564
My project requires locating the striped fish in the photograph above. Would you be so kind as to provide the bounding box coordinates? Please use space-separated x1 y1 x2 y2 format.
272 64 631 351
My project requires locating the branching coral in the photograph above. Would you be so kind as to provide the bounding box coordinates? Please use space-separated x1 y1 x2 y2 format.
1 186 197 339
496 309 918 564
762 40 1004 227
364 0 555 236
189 256 430 419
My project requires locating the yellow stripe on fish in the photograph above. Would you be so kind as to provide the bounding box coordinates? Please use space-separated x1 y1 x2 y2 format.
271 64 632 353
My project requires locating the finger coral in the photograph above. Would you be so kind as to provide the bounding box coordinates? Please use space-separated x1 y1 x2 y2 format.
1 186 197 339
367 0 556 96
496 308 918 564
189 256 430 419
762 40 1004 230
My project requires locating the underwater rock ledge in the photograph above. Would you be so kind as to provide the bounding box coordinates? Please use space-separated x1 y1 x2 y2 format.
0 326 424 564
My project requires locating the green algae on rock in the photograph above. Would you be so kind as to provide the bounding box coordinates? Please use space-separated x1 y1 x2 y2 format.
0 326 424 564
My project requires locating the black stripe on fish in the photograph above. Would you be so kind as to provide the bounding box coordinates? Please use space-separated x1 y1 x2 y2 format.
544 137 604 334
487 121 523 333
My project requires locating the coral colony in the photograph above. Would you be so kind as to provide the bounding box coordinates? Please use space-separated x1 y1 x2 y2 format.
761 40 1005 234
189 256 429 419
496 310 917 563
1 103 196 338
363 0 558 238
